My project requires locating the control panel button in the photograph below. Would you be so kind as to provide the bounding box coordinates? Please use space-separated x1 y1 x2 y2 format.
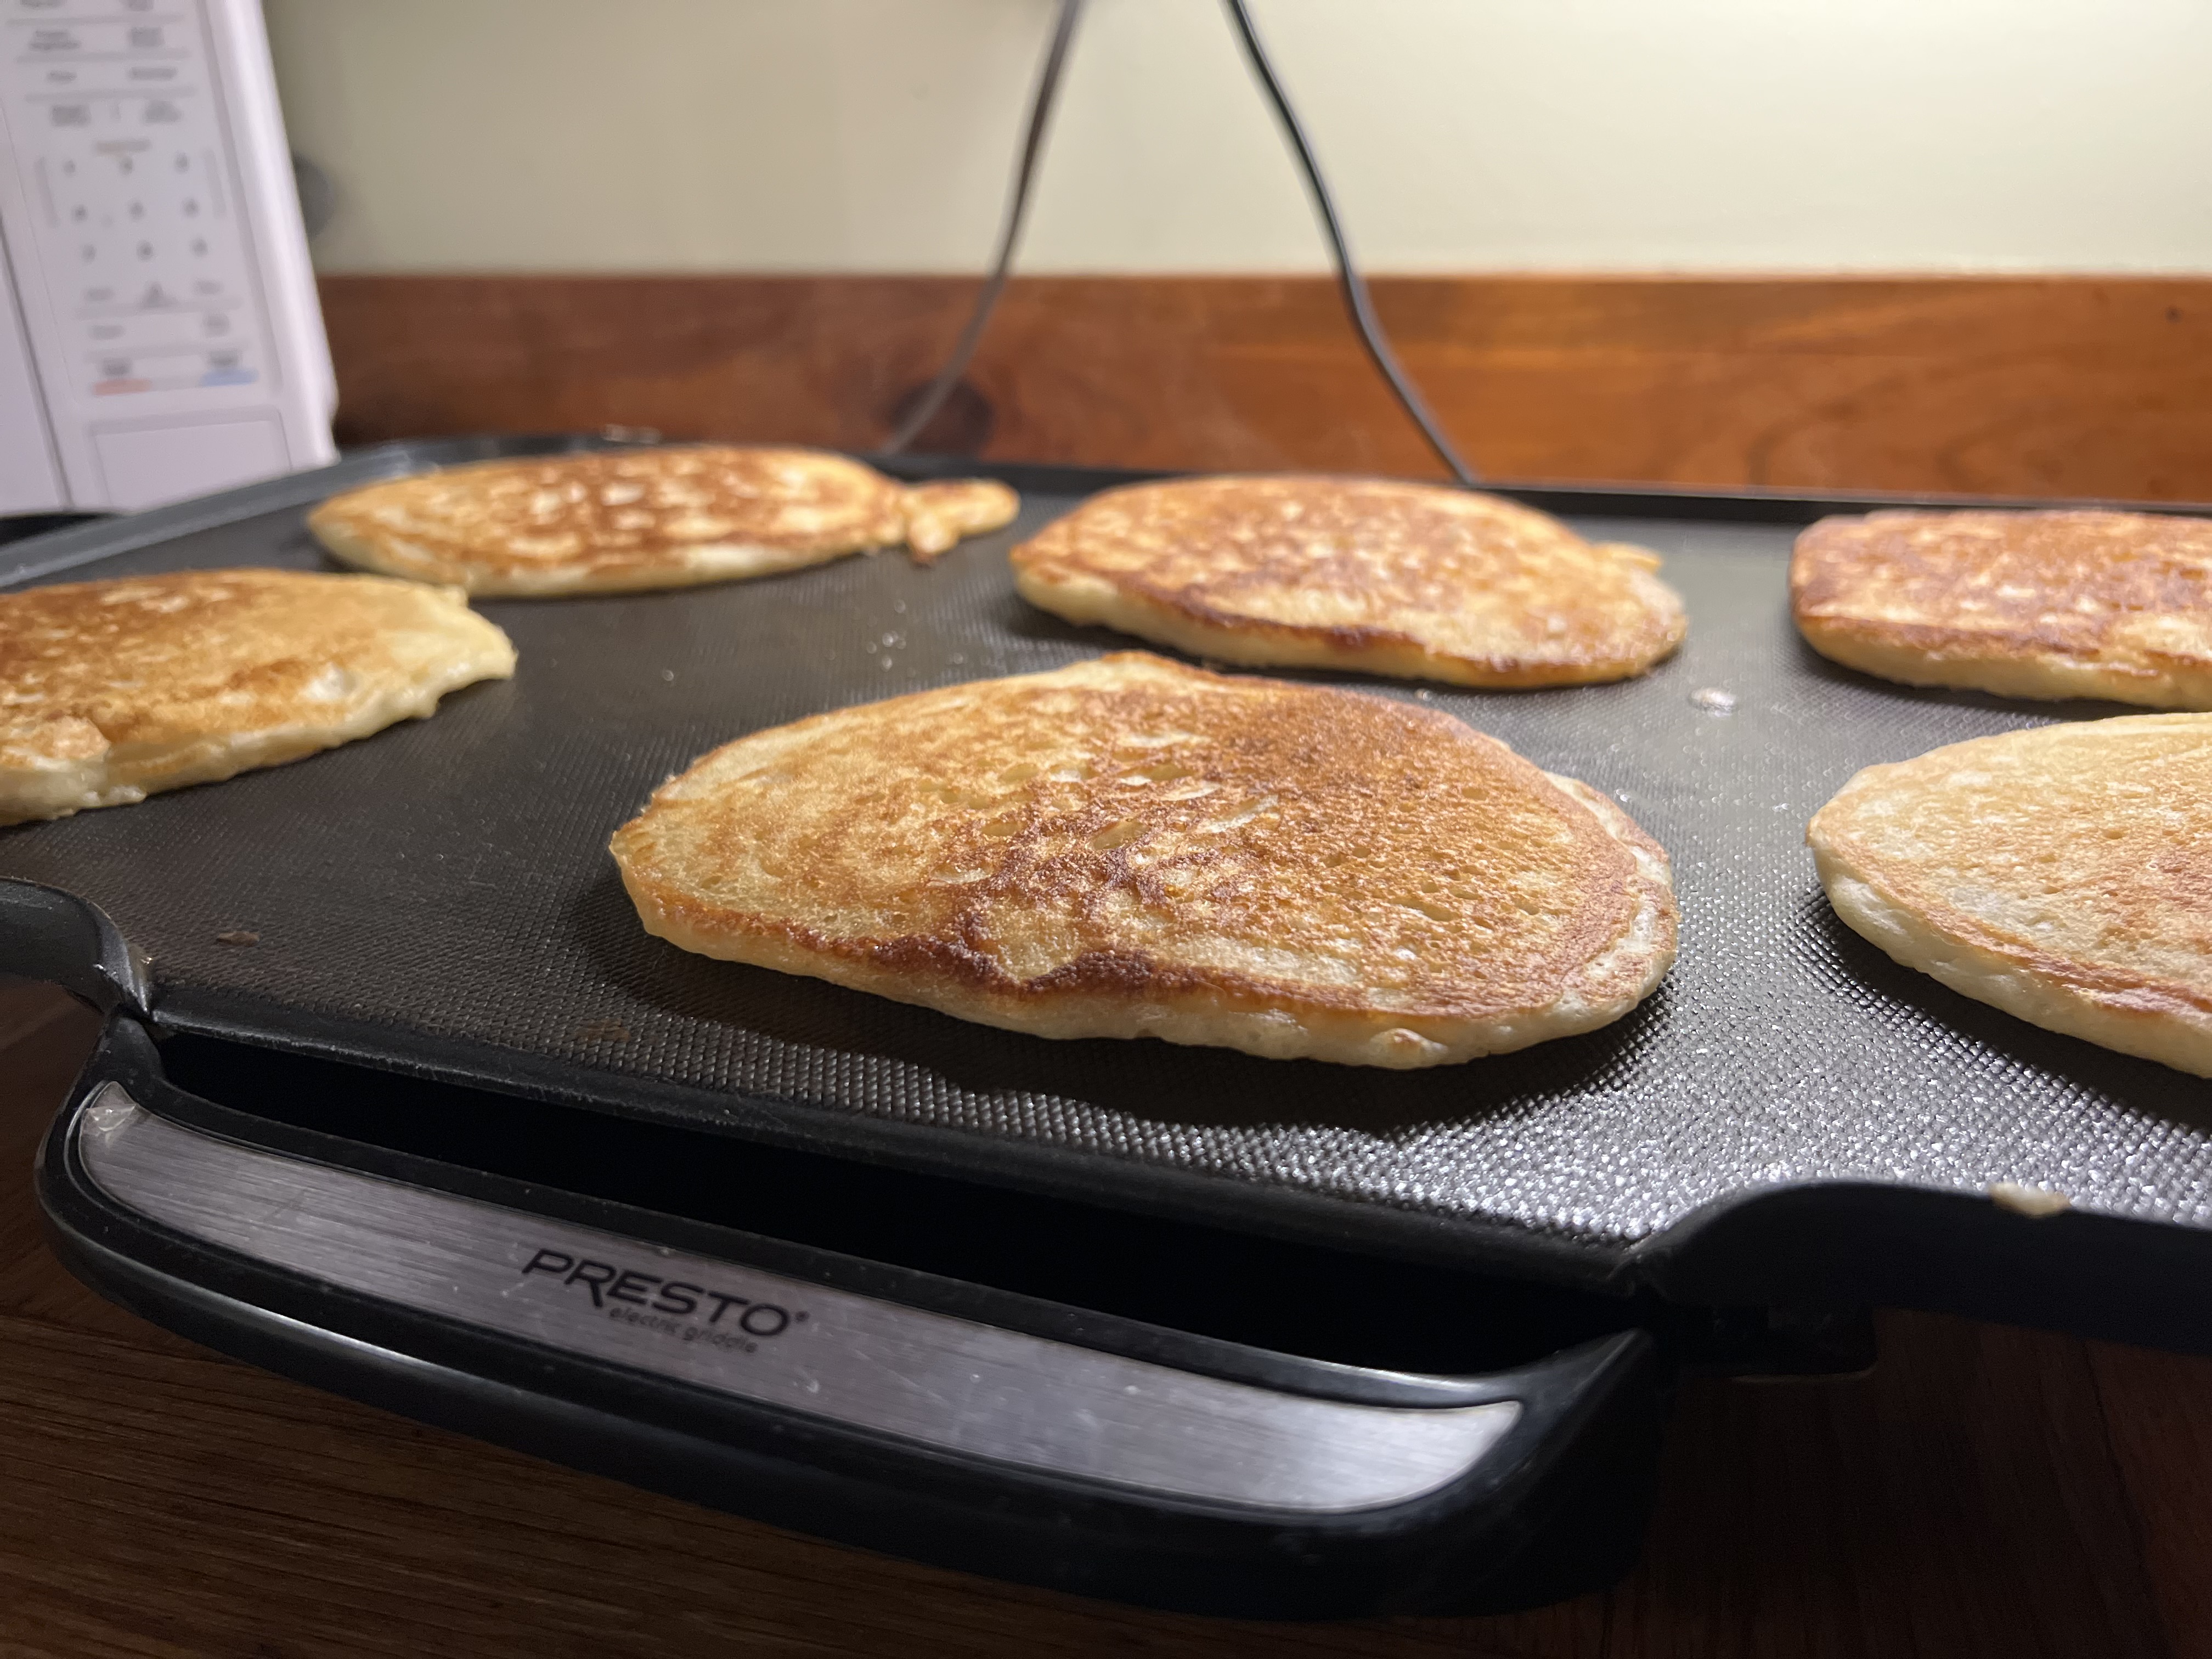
6 0 270 399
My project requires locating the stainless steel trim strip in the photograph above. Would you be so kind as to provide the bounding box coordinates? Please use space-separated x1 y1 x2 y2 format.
75 1086 1519 1513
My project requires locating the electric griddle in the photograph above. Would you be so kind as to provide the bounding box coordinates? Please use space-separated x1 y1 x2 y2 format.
9 436 2212 1618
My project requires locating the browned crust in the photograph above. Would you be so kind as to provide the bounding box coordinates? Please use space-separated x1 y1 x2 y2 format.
1791 509 2212 706
618 681 1633 1019
1009 476 1685 688
623 840 1650 1023
0 568 515 824
607 653 1678 1064
0 568 507 750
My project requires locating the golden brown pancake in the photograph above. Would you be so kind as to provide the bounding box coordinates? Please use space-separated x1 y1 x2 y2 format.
1792 509 2212 707
1008 476 1686 687
310 447 1020 596
1809 714 2212 1076
610 652 1676 1068
0 569 515 826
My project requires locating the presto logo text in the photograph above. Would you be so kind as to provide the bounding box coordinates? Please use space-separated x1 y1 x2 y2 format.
520 1247 798 1338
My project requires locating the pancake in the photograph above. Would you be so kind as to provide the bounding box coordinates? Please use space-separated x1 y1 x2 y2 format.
610 652 1677 1068
309 447 1020 596
1008 476 1686 687
1808 714 2212 1076
1792 509 2212 707
0 569 515 826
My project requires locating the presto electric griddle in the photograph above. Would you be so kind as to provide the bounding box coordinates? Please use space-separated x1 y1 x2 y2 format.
9 436 2212 1618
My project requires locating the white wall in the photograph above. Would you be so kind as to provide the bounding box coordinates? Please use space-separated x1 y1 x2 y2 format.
264 0 2212 275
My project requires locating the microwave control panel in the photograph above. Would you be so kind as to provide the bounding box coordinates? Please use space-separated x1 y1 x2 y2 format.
0 0 332 511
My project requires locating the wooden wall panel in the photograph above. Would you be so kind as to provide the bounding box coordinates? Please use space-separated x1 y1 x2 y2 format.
318 274 2212 501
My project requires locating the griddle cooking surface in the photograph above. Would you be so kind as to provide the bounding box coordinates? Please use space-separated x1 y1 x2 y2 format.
5 445 2209 1282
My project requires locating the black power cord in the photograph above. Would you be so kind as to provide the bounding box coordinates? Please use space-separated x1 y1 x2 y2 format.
881 0 1088 454
885 0 1479 487
1219 0 1479 486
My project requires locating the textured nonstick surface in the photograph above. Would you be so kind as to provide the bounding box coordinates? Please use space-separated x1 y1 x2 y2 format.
5 444 2208 1293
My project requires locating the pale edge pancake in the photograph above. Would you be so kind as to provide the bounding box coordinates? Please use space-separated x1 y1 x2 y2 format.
0 586 515 826
1809 739 2212 1079
310 510 861 597
1013 543 1685 690
311 470 1019 597
1795 623 2212 709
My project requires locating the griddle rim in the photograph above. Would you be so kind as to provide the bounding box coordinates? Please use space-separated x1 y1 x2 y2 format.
8 440 2212 1349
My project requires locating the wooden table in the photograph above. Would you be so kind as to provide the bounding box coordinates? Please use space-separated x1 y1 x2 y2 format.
3 980 2208 1659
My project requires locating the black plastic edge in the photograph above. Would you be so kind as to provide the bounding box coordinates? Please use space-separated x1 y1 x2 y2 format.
1634 1180 2212 1356
0 880 149 1017
148 983 1630 1295
110 1017 1542 1410
145 983 2212 1358
37 1012 1666 1619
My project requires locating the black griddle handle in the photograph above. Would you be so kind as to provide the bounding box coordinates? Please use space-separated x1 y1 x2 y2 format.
36 1012 1667 1620
0 879 150 1018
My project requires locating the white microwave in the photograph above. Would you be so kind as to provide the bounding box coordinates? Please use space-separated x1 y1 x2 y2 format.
0 0 333 515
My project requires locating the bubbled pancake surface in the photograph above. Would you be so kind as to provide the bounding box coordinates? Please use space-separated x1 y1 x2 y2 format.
0 568 515 825
610 653 1677 1069
1009 476 1687 687
1809 714 2212 1076
1792 510 2212 707
311 446 1017 596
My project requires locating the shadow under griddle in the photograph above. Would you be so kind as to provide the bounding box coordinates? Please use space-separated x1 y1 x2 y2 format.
1793 888 2212 1133
574 868 1661 1138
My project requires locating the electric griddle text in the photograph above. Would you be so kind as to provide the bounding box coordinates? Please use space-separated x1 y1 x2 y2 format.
520 1247 799 1339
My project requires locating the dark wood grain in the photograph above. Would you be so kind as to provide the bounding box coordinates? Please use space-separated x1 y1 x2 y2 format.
2089 1342 2212 1659
2 985 2210 1657
318 274 2212 502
